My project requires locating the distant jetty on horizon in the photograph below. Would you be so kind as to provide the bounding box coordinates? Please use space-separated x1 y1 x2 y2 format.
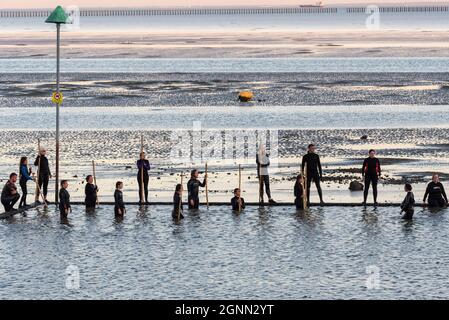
1 3 449 18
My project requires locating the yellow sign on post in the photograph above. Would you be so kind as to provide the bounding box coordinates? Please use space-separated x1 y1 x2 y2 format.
51 92 63 104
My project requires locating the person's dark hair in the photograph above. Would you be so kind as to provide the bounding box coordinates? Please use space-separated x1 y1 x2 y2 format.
20 156 27 166
234 188 240 194
405 183 412 191
369 149 375 154
60 180 68 187
175 183 182 192
116 181 123 189
86 175 92 182
191 169 198 178
9 172 17 179
308 144 315 149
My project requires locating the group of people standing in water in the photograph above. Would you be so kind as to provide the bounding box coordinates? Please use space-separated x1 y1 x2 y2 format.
2 144 449 222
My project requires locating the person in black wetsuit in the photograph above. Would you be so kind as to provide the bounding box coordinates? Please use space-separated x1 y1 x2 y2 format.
136 152 150 205
19 157 34 208
114 181 126 217
256 144 276 205
187 169 207 209
423 174 448 208
231 188 245 211
172 183 184 220
1 173 20 212
59 180 71 218
84 175 98 212
294 174 305 210
34 147 51 204
301 144 324 205
362 149 381 205
401 183 415 220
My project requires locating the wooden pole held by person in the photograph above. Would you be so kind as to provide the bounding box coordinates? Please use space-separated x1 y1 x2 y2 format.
35 139 41 202
238 164 242 212
140 134 145 204
205 162 209 209
178 172 184 221
92 160 99 207
303 163 308 210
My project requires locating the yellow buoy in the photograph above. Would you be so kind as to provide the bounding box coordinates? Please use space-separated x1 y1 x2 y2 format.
238 91 254 102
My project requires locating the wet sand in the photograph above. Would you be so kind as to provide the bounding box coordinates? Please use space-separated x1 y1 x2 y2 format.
2 30 449 59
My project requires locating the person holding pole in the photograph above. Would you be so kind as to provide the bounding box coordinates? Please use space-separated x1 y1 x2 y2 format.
172 183 184 220
256 144 276 205
59 180 71 219
1 173 20 212
136 151 150 205
187 169 207 209
301 144 324 205
231 188 245 211
84 175 98 212
19 157 35 208
294 174 305 210
34 147 51 205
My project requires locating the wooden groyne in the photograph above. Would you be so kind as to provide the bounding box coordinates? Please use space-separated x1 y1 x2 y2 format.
1 6 449 18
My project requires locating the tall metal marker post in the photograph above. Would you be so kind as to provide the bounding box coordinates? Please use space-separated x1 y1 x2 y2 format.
46 6 68 204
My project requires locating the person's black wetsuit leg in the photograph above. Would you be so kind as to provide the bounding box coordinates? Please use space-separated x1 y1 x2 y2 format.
372 176 378 203
19 179 27 207
295 197 303 210
306 175 313 204
363 175 371 203
263 175 271 199
144 175 149 203
40 174 49 198
3 194 21 211
312 174 323 202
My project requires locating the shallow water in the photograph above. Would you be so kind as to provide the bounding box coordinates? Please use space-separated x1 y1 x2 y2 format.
1 205 448 299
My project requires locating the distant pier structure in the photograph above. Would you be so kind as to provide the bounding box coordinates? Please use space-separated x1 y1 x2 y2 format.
1 6 448 18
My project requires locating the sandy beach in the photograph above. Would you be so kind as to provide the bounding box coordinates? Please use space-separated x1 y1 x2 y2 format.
2 30 449 59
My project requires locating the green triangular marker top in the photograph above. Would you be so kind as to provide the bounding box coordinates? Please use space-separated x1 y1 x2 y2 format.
45 6 68 24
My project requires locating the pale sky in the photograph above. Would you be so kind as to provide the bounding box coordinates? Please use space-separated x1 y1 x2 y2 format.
1 0 441 9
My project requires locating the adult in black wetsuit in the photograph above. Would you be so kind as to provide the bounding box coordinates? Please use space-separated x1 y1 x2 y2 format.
136 152 150 204
114 181 126 216
423 174 448 208
401 183 415 220
1 173 20 212
231 188 245 211
301 144 324 205
19 156 34 208
187 169 207 209
84 175 98 211
362 149 381 205
294 174 304 210
172 183 184 220
34 147 51 204
59 180 71 218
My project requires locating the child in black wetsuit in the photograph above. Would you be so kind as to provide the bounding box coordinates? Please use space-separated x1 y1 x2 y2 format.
114 181 125 217
59 180 71 218
84 175 98 211
400 183 415 220
294 174 304 210
172 183 184 220
423 174 448 208
187 169 207 209
231 188 245 211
